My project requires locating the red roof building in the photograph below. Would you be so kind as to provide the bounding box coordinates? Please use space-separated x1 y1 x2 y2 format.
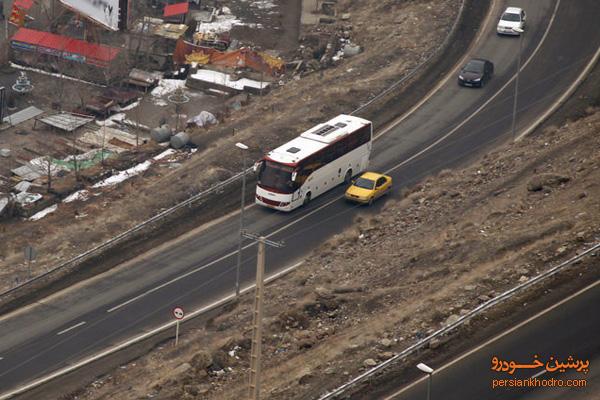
164 2 189 17
10 28 121 68
14 0 34 8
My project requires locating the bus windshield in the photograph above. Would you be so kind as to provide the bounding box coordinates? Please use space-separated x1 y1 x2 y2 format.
257 161 296 193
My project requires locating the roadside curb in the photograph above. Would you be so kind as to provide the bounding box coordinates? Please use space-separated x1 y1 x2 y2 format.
0 262 303 400
0 1 488 396
0 0 485 316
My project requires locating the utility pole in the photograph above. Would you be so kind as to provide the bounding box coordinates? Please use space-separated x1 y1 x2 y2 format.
242 230 284 400
235 142 249 297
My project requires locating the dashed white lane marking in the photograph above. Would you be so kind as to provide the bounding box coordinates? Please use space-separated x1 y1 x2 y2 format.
56 321 86 336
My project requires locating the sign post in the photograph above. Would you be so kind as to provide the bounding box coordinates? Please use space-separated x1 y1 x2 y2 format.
172 306 184 346
24 245 36 279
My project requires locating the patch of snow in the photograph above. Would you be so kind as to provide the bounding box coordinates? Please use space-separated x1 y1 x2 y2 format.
97 113 127 127
29 157 68 176
0 196 11 215
251 1 277 9
191 70 269 91
63 190 90 203
151 79 187 97
239 22 264 29
113 100 141 112
196 15 242 34
154 99 169 107
93 160 152 188
29 204 58 221
153 149 178 160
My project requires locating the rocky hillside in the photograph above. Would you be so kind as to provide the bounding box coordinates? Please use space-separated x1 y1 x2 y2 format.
68 105 600 400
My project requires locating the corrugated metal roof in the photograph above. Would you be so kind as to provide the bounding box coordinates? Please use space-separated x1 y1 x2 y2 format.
3 106 44 126
38 112 94 132
11 165 42 181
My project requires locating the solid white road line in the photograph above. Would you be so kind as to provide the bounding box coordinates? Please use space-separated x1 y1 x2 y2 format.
106 241 261 313
0 261 304 400
376 0 499 137
383 280 599 399
107 0 563 313
1 0 586 395
385 0 562 175
56 322 86 336
516 38 600 140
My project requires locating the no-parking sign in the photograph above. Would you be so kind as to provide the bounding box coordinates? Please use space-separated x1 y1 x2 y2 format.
173 307 184 320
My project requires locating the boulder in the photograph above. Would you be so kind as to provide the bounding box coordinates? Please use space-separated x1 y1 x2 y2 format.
527 173 570 192
363 358 377 367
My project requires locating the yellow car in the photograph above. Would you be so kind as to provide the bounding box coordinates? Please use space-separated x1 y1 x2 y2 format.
345 172 392 205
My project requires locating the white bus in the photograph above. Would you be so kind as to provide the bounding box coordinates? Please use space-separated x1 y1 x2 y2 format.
255 114 372 212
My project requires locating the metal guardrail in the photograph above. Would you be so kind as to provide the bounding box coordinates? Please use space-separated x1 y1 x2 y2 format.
0 0 469 304
0 169 249 301
350 0 466 116
317 242 600 399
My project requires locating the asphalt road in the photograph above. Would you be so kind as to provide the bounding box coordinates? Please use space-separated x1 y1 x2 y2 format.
1 0 600 397
379 282 600 400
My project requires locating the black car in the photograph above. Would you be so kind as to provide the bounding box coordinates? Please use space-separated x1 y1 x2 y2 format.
458 58 494 87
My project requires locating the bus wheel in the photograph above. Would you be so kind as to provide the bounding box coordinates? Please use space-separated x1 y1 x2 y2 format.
344 169 352 184
303 192 311 205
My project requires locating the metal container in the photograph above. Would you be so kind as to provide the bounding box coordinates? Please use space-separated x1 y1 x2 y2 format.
150 124 171 143
170 131 190 149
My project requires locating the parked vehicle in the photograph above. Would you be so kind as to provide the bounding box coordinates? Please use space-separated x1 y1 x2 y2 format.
345 172 392 205
255 115 372 211
458 58 494 87
497 7 526 35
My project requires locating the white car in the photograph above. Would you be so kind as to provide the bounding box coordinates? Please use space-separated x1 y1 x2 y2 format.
497 7 526 35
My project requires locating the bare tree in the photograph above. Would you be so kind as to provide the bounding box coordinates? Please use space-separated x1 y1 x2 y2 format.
42 155 54 193
133 94 146 150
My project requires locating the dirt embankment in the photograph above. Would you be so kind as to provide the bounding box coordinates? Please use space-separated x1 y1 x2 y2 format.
64 101 600 400
0 0 465 295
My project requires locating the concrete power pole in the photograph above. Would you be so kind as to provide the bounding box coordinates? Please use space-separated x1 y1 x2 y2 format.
242 230 284 400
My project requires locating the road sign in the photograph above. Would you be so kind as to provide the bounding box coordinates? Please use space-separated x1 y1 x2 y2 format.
172 306 184 347
24 246 36 262
173 306 184 320
24 245 36 279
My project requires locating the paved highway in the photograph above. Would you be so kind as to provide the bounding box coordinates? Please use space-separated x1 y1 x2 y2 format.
1 0 599 397
379 282 599 400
